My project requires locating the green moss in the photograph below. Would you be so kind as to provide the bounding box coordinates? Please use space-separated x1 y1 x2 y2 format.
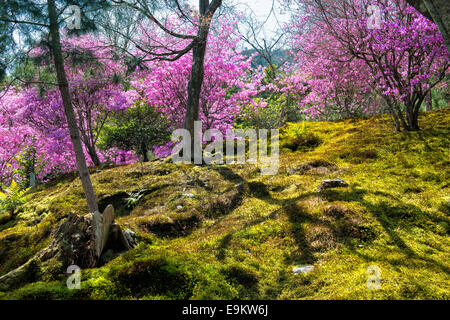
1 281 78 300
1 108 449 300
107 254 196 299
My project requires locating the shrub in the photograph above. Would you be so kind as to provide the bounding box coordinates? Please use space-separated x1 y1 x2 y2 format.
280 122 322 151
235 96 304 130
100 101 171 162
13 140 46 188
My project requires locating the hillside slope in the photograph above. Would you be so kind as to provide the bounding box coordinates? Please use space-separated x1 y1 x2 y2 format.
0 109 449 300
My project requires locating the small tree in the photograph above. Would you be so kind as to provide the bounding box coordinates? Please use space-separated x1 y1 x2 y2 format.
13 139 47 188
100 101 171 162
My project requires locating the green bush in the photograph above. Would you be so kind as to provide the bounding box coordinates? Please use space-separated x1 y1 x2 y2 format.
235 96 304 130
280 122 322 151
100 100 171 162
13 140 46 188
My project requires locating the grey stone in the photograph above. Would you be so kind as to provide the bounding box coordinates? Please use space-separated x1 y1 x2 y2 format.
29 172 36 187
91 204 115 258
123 228 137 249
318 179 349 191
293 265 314 275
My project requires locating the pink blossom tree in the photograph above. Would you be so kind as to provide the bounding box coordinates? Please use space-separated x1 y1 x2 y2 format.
24 34 138 166
284 0 449 130
130 16 264 134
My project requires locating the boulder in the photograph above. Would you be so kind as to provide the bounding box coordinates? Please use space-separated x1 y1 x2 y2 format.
318 179 349 191
123 228 138 248
0 204 137 291
91 204 115 258
293 265 314 275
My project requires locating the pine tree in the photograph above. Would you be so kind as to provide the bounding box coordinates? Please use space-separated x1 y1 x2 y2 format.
0 0 109 213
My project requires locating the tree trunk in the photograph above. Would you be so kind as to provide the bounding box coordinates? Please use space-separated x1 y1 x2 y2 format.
184 2 211 162
406 103 420 131
425 90 433 111
47 0 98 213
87 145 101 167
141 141 149 162
406 1 450 54
184 41 207 161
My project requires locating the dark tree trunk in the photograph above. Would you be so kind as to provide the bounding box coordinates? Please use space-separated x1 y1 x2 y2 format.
140 141 149 162
184 0 222 162
87 145 101 167
406 0 450 54
47 0 98 213
406 108 419 131
425 90 433 111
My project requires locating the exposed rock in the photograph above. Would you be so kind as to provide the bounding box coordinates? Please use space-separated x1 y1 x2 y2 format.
91 204 115 258
318 179 349 191
123 228 138 248
293 265 314 275
0 205 137 291
183 193 195 198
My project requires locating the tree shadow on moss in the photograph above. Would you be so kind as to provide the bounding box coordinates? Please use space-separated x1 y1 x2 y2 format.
325 188 450 275
212 166 449 275
212 166 316 264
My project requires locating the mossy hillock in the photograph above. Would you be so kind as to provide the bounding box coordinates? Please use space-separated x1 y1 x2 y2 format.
0 108 449 300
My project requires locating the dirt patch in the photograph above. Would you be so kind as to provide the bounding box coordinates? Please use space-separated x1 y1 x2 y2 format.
320 204 376 242
139 212 201 238
287 160 338 175
305 225 337 252
205 184 247 218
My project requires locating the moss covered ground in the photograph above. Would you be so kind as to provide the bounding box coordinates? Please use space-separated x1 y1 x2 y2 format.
0 109 449 300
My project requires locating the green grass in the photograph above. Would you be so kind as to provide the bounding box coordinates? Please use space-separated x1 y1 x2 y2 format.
0 109 449 300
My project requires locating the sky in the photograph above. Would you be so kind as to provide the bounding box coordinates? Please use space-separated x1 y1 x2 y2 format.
188 0 290 39
234 0 289 32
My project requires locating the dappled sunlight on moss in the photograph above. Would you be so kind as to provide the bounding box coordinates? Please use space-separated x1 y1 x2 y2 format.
1 108 449 299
